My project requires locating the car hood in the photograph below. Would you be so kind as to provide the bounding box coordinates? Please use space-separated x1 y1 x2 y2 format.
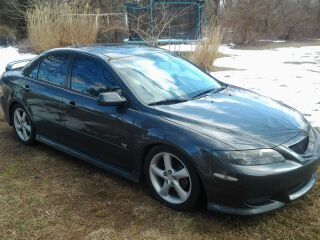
154 86 308 150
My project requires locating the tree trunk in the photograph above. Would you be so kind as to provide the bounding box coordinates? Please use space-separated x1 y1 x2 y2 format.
213 0 220 18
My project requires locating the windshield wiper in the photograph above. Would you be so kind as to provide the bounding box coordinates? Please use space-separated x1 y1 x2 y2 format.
192 86 227 99
148 98 188 106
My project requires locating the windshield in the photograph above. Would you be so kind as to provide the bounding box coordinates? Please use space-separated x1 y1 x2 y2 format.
109 52 222 105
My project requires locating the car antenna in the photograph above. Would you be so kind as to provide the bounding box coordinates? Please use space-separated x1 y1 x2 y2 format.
73 41 80 48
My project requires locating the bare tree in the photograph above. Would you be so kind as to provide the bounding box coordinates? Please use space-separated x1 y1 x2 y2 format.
212 0 220 19
221 0 319 44
0 0 35 38
128 4 193 46
222 0 233 9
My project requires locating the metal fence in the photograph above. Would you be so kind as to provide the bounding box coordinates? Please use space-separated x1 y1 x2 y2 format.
125 0 209 41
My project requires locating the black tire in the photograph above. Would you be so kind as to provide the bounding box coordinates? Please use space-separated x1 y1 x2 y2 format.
144 145 201 211
11 104 36 145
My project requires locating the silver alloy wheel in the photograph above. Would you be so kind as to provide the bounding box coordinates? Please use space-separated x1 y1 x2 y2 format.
13 108 31 142
149 152 192 204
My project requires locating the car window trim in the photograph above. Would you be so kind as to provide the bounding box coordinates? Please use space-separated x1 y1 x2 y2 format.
26 74 70 91
25 53 71 88
30 64 39 80
23 57 43 77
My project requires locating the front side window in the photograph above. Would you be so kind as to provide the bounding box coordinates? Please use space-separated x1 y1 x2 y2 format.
71 56 115 97
37 54 69 86
109 52 221 105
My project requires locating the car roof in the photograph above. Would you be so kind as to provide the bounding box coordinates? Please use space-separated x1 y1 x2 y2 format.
45 44 165 59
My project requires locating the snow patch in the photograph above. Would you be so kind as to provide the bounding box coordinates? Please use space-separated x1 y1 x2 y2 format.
161 44 197 52
0 46 36 75
259 40 286 43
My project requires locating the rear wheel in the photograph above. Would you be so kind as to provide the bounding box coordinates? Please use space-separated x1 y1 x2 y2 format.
145 146 201 210
12 105 35 145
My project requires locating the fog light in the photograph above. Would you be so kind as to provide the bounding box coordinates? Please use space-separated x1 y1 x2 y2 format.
213 173 238 182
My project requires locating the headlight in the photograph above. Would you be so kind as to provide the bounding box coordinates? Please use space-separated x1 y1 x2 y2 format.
212 149 285 166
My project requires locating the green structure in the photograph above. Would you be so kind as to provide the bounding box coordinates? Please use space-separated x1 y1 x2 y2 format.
125 0 209 42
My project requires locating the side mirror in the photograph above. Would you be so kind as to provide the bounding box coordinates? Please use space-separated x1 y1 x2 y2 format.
97 92 127 106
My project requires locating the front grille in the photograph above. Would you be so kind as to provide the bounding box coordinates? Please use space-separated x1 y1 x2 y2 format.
289 136 309 154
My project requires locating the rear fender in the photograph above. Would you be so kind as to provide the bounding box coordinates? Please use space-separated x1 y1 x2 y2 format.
7 95 32 126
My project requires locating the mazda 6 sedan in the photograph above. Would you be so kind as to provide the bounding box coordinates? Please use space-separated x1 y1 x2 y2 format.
1 45 320 215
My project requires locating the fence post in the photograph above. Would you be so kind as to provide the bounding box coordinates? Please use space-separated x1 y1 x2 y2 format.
205 0 209 28
95 14 99 30
150 0 154 37
169 25 171 52
125 13 128 28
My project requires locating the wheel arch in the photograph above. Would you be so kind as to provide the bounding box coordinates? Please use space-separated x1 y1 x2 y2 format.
139 142 206 196
139 142 162 179
8 101 20 125
140 142 207 206
8 100 31 126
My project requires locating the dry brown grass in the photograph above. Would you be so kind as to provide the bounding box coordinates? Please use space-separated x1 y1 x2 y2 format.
0 108 320 239
27 2 98 53
189 25 223 71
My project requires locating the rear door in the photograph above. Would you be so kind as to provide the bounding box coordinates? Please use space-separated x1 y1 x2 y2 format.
62 54 138 170
24 53 70 141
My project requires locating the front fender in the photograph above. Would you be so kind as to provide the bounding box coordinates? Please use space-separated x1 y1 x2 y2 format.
132 111 234 182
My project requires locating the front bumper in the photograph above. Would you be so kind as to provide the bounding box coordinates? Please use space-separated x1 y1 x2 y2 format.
208 172 317 215
205 128 320 215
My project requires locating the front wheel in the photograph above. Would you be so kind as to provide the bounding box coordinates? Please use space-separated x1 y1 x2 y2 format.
145 146 201 211
12 104 36 145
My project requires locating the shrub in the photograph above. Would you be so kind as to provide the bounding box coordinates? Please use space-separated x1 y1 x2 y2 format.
189 24 222 71
27 2 98 53
0 25 16 46
221 0 320 44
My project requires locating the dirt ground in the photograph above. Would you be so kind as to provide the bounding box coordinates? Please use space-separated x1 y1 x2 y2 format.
0 108 320 240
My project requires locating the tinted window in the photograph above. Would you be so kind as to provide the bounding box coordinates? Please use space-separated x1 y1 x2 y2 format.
37 54 69 86
71 56 115 97
29 64 39 79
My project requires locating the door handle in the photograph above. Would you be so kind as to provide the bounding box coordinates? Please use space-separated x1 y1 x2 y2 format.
23 85 31 92
68 100 77 110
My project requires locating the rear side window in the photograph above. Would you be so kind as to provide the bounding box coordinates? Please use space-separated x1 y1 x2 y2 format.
29 65 39 79
30 54 69 87
70 56 117 97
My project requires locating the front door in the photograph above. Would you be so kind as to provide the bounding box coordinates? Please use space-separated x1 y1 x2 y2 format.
62 55 138 170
